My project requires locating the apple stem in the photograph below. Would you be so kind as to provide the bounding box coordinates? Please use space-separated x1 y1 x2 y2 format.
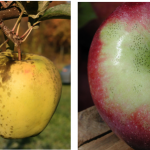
17 46 21 61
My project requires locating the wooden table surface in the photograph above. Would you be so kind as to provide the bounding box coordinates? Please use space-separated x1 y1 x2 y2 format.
78 106 134 150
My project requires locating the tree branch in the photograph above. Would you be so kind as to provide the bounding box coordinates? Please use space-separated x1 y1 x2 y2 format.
0 6 27 21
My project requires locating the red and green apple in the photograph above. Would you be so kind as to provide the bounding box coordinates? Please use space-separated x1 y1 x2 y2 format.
88 2 150 150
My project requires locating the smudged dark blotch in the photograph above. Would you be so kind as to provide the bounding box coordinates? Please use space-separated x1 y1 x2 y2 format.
0 57 16 83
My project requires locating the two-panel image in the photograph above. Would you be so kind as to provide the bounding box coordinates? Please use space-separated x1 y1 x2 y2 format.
0 1 148 150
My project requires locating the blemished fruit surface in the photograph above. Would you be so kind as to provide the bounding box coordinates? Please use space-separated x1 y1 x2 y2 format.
0 50 62 139
88 2 150 150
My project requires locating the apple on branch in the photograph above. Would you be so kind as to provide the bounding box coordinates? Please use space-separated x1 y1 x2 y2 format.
88 2 150 150
0 1 71 139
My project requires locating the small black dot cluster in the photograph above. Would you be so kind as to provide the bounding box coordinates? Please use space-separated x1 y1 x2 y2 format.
132 83 143 93
101 21 123 40
130 33 150 73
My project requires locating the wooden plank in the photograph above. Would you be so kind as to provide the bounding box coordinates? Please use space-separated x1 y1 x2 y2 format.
106 138 134 150
79 132 133 150
78 106 134 150
78 106 110 146
79 132 118 150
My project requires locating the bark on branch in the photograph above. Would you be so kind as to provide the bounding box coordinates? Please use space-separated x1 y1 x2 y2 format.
0 6 27 21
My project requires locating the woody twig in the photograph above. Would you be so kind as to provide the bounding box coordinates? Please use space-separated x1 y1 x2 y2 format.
0 8 24 61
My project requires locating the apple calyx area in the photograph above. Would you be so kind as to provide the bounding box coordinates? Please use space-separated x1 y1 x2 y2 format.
88 2 150 150
0 50 62 139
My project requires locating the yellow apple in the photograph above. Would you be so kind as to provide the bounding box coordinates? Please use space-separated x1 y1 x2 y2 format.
0 50 62 139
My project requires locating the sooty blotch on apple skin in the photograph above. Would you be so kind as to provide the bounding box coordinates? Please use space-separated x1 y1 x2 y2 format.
7 92 11 97
0 58 16 83
130 34 150 73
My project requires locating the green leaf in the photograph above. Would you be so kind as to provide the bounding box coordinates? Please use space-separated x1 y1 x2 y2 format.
78 2 97 29
39 4 71 21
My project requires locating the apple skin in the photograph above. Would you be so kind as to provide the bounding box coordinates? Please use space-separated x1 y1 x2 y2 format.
0 50 62 139
88 2 150 150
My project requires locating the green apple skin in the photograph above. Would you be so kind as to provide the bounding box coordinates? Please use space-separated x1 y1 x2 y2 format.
0 50 62 139
88 2 150 150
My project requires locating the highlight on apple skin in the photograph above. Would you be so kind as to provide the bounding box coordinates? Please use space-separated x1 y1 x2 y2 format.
88 2 150 150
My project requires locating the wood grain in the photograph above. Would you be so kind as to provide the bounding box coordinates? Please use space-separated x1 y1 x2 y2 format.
78 106 134 150
79 132 134 150
78 106 110 146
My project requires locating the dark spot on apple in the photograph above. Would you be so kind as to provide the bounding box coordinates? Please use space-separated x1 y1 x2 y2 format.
0 124 2 127
130 34 150 73
31 61 34 64
2 105 5 108
0 57 16 83
0 83 6 92
7 92 11 97
1 115 2 117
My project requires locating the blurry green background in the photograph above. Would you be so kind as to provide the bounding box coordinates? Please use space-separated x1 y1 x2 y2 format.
0 1 70 149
